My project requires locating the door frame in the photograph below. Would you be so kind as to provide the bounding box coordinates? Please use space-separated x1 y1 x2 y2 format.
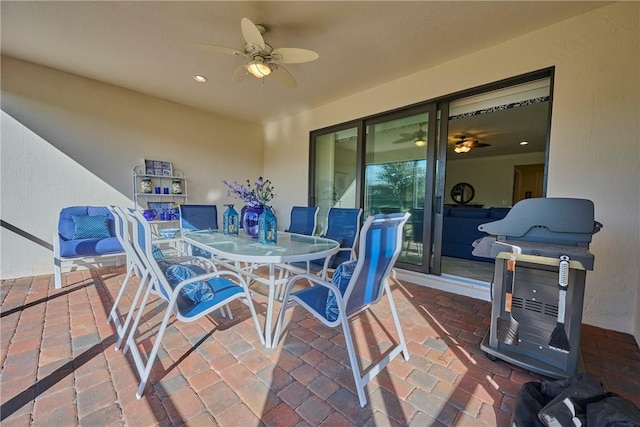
308 67 555 279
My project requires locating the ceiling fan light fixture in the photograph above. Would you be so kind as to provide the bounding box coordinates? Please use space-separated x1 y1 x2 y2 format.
414 139 427 147
247 59 271 78
454 145 471 153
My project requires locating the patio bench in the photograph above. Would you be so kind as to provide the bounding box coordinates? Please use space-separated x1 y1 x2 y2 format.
53 206 124 289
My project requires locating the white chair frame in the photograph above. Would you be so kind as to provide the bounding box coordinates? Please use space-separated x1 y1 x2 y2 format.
274 213 410 407
124 209 264 398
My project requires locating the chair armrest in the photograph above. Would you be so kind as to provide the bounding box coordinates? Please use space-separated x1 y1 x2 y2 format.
53 232 61 257
167 255 218 272
284 273 341 296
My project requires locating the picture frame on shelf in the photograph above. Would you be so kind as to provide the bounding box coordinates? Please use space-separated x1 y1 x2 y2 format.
144 159 173 176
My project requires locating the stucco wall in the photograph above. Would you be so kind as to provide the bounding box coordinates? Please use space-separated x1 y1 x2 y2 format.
1 56 263 279
263 2 640 336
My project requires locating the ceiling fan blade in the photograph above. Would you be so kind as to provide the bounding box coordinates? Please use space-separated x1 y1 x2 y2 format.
232 65 249 83
468 140 491 148
192 43 245 57
271 48 319 64
270 64 297 88
241 18 265 50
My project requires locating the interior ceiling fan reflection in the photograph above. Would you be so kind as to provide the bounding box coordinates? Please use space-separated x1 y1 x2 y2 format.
194 17 319 88
393 123 427 147
453 135 491 153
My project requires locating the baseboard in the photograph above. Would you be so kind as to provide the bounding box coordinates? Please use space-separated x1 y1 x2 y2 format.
394 269 492 302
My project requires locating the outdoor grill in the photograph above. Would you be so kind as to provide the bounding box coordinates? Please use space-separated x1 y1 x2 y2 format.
474 198 602 378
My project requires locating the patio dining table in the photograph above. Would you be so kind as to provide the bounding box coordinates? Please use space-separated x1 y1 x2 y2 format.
182 229 340 348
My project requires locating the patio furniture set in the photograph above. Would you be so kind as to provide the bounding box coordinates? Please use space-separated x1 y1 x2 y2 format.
53 204 412 407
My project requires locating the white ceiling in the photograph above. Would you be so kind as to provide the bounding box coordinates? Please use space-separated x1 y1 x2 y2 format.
1 1 610 126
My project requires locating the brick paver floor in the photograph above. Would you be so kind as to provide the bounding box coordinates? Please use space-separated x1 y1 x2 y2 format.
1 267 639 426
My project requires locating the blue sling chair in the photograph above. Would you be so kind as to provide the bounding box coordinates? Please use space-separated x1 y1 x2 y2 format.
288 207 363 281
179 204 218 258
285 206 319 235
107 206 152 351
107 206 229 352
274 212 411 407
124 209 264 398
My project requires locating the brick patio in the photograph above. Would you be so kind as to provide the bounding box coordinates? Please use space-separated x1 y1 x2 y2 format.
1 267 639 426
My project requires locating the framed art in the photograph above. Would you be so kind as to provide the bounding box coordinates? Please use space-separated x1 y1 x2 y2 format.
144 159 173 176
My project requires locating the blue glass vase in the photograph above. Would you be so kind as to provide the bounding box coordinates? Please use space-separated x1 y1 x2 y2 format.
243 205 264 238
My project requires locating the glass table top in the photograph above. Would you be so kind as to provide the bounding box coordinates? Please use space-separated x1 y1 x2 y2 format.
182 230 340 263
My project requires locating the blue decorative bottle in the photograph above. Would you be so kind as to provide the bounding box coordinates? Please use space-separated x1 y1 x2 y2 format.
258 206 278 244
223 204 239 235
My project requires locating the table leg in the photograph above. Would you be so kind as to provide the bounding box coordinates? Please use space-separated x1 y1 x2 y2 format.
265 263 276 348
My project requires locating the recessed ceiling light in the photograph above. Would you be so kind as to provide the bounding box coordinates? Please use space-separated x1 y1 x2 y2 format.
193 75 207 83
520 141 529 145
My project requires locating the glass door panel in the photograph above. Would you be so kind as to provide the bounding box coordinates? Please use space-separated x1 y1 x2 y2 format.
311 127 358 235
363 113 429 267
440 78 551 282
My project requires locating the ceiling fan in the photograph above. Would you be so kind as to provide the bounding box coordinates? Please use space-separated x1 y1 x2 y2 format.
393 123 427 147
452 135 491 153
194 18 319 88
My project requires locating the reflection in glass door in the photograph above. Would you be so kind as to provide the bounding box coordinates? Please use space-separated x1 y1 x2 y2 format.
311 127 358 235
363 112 430 267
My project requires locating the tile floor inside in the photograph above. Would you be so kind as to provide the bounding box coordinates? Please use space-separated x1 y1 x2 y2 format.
1 266 639 426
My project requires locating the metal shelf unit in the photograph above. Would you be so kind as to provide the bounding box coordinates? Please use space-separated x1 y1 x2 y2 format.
132 165 188 224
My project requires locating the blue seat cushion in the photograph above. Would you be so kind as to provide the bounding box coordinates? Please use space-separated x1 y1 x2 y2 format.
164 263 213 303
161 262 243 318
59 206 117 241
59 236 123 257
325 260 358 321
58 206 123 257
180 277 244 318
72 214 110 239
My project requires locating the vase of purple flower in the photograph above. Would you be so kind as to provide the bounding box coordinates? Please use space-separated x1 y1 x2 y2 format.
242 205 264 238
223 177 276 238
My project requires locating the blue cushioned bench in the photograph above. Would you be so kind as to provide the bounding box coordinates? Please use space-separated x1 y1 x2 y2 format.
53 206 125 289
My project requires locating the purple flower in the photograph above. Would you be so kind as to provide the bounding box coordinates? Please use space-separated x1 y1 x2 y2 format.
223 177 276 207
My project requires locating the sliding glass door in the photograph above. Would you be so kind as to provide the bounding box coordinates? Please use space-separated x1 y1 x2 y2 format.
310 124 360 234
309 106 443 275
363 108 437 269
309 69 553 282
